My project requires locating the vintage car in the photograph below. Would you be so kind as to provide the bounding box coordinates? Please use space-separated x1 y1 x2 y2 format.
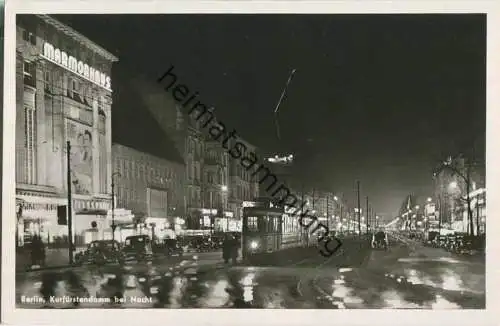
122 235 154 263
153 238 184 257
371 231 389 250
74 240 124 266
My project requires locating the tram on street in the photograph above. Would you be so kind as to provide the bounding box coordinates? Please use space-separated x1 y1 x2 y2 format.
241 198 285 259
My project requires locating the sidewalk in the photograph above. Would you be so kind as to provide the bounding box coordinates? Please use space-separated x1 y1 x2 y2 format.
16 247 85 272
395 234 485 264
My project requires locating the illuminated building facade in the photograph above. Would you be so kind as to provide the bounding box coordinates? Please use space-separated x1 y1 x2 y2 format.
433 156 485 232
228 138 260 221
111 144 185 240
15 15 118 247
203 139 232 231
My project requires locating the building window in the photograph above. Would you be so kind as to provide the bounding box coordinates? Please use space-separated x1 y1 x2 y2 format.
247 216 258 232
22 30 36 45
24 106 36 184
70 79 81 100
23 60 36 88
44 70 52 93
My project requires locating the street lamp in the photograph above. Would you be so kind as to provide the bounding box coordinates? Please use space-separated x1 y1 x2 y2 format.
427 197 432 203
221 185 229 231
436 157 475 235
111 172 121 243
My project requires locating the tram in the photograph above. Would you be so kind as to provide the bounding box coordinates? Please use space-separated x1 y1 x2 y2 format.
241 197 296 259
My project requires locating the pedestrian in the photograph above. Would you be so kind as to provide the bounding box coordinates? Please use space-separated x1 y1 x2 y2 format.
30 235 45 267
222 233 236 264
230 234 239 264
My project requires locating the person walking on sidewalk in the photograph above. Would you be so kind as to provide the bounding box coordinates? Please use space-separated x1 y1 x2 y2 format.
222 233 239 264
30 235 46 267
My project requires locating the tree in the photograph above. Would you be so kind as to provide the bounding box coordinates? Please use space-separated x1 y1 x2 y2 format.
434 156 474 236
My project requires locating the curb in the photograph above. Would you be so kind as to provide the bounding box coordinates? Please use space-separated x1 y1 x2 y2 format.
16 255 185 275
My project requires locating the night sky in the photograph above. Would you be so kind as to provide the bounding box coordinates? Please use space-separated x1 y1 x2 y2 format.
54 14 486 220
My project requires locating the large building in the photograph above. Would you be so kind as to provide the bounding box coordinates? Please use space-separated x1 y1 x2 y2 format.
111 68 186 240
204 139 231 231
111 144 185 240
15 15 118 247
121 70 208 231
228 137 260 221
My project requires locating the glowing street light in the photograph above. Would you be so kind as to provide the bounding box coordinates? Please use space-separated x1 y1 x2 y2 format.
333 196 338 201
415 205 420 210
427 197 432 202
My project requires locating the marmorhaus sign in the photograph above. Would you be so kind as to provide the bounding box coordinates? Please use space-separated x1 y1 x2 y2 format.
41 42 112 91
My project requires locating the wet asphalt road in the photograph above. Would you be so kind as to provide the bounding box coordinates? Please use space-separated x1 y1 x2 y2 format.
16 235 485 309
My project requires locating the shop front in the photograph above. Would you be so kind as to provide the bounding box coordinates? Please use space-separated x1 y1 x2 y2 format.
103 208 135 243
16 192 111 247
214 211 239 232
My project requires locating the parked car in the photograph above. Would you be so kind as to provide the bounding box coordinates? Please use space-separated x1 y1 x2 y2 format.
153 238 184 257
425 231 439 247
74 240 124 266
122 235 154 263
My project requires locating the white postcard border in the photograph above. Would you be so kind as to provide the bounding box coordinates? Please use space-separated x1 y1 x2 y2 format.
3 1 499 326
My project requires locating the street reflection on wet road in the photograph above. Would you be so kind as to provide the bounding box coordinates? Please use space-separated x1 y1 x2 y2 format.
16 240 485 309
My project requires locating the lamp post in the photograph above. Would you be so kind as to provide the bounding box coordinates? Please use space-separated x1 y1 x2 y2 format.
111 172 121 243
66 141 74 265
221 185 228 232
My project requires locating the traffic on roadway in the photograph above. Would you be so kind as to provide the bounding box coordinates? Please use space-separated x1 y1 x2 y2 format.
16 231 485 309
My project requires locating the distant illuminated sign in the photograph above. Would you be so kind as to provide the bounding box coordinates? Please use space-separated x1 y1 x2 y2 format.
267 154 294 164
242 201 256 208
41 42 112 91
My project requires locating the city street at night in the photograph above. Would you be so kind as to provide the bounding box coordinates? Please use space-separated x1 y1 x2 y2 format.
8 9 488 316
16 235 485 309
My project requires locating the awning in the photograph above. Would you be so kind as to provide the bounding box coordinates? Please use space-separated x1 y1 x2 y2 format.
76 208 108 215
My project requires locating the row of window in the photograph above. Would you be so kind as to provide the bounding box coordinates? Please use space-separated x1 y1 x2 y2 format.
23 59 106 111
23 106 37 184
206 170 226 185
244 216 282 233
233 164 254 182
114 157 178 185
233 184 255 201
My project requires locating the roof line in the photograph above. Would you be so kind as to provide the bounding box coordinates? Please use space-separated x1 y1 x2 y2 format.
36 15 119 62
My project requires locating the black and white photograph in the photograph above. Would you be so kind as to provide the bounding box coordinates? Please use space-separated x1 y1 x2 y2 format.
2 1 499 325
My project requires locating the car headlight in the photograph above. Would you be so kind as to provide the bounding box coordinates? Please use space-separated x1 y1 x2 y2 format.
250 241 259 249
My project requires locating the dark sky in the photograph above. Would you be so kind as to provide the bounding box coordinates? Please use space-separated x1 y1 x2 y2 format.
54 14 486 220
